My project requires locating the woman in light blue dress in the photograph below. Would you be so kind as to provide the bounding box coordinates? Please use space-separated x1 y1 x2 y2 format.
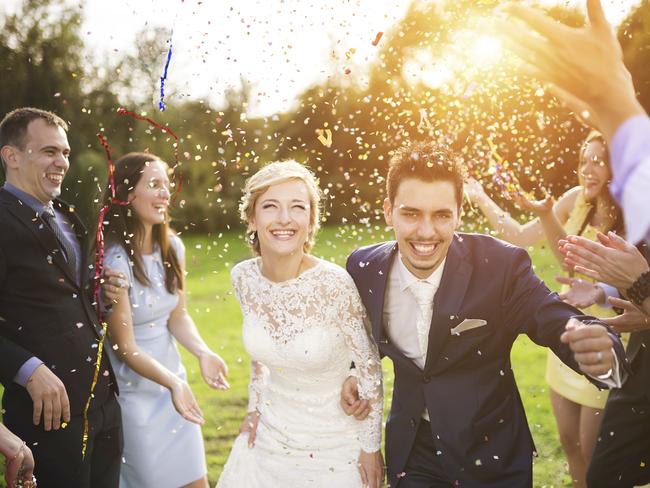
101 152 229 488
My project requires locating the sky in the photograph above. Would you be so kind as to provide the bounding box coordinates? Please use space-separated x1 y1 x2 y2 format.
1 0 642 116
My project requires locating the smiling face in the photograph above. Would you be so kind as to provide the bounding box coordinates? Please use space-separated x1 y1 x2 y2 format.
579 139 610 203
385 178 461 279
2 118 70 203
249 179 312 259
128 159 171 228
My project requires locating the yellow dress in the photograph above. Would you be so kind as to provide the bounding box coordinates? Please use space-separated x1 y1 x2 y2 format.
544 193 618 409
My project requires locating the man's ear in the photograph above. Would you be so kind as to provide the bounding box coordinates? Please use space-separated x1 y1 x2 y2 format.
0 145 18 170
383 198 393 227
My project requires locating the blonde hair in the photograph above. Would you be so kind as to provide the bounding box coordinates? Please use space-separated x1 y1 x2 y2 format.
240 160 322 255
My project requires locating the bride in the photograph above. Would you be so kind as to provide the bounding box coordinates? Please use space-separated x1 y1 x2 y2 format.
216 160 384 488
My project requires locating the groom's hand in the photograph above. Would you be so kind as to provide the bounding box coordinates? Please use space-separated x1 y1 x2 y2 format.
560 318 615 377
340 376 370 420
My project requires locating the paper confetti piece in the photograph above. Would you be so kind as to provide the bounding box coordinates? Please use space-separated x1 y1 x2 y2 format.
316 128 332 148
372 31 383 46
418 108 432 130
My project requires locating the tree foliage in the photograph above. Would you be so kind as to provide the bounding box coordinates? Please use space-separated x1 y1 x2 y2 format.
1 0 648 233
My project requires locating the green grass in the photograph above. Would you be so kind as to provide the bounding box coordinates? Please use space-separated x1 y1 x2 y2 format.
1 228 572 487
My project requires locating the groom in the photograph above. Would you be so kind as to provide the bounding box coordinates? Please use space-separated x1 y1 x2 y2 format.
342 141 627 487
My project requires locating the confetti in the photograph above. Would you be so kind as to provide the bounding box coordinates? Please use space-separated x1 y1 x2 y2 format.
316 128 332 148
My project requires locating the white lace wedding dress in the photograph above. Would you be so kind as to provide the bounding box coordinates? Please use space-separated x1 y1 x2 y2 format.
216 257 383 488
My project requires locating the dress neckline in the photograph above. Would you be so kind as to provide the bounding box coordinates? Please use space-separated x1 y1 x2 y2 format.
254 256 323 285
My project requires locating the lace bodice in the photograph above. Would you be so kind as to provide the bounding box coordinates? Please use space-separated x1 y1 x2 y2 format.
231 257 383 452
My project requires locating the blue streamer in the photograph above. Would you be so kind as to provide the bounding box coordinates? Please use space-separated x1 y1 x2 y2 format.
159 38 173 111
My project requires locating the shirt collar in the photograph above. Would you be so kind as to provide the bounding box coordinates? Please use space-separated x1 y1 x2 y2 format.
396 251 447 292
3 183 51 216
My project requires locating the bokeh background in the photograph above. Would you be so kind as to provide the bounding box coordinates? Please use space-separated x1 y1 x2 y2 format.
1 0 649 485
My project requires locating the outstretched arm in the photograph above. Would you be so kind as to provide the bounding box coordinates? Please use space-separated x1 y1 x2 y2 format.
168 245 229 390
465 177 545 247
466 178 578 254
502 246 626 386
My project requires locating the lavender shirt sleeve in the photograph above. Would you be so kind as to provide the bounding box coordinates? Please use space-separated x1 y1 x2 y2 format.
609 115 650 245
14 356 43 387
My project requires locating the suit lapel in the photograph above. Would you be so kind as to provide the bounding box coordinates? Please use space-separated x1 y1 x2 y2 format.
424 234 473 373
1 191 79 286
366 242 397 345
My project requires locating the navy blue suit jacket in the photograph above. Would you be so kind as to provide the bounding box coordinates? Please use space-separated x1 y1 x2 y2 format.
346 233 626 488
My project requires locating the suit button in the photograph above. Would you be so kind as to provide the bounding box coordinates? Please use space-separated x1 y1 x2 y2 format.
423 374 431 383
410 418 416 428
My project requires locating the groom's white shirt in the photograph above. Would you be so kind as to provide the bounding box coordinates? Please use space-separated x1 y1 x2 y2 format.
383 252 446 420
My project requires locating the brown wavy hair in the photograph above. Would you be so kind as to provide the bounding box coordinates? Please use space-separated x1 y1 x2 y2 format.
577 131 624 236
100 152 182 293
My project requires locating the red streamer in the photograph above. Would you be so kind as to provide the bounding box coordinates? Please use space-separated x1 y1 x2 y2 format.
82 109 183 458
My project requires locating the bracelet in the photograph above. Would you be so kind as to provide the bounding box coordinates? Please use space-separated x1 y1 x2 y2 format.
627 270 650 307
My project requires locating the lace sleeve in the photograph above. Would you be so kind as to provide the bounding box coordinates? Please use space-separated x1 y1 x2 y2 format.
335 273 383 453
247 360 268 412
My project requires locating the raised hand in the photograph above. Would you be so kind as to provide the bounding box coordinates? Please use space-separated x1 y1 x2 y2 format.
25 364 71 431
464 177 486 203
498 0 645 142
602 297 650 333
561 232 650 289
513 189 554 217
557 276 605 309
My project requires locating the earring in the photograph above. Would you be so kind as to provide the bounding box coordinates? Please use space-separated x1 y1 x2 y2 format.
248 230 257 243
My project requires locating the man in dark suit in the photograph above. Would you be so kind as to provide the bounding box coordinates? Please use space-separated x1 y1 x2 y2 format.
342 141 627 488
0 107 121 487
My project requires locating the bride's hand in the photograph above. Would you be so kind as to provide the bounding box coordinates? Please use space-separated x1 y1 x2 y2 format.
170 379 204 425
340 376 370 420
358 450 384 488
240 411 260 448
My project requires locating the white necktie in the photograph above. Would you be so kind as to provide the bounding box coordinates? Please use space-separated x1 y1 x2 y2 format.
408 280 436 360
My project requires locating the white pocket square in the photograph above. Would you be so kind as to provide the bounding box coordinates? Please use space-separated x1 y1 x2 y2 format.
450 319 487 335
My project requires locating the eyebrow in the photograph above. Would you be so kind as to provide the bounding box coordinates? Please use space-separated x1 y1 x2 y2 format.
398 205 453 215
261 198 308 204
40 145 71 153
149 177 170 184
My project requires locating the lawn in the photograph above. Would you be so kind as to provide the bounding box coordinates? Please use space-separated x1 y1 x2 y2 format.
0 226 573 487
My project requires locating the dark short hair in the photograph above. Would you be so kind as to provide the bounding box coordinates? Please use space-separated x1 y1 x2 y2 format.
386 140 464 207
0 107 68 171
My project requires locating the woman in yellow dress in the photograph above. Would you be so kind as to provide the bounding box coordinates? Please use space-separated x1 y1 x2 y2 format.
465 131 623 487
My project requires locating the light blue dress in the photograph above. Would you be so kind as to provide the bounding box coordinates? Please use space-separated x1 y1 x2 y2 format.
105 235 206 488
